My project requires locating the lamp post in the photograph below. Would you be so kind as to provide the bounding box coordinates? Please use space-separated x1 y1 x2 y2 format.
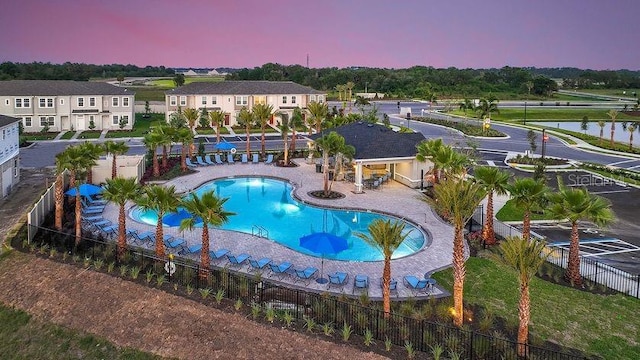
523 101 527 125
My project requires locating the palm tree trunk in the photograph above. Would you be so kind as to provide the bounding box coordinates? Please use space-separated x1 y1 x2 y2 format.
55 174 63 231
162 146 168 170
610 120 616 146
283 137 289 165
630 132 634 150
483 191 496 245
290 128 297 152
180 145 187 172
261 124 266 158
522 210 531 242
87 166 93 184
322 152 330 196
452 223 465 327
74 193 82 246
517 280 531 358
200 224 210 280
152 149 160 178
155 217 165 258
566 221 583 286
117 204 127 259
216 126 221 144
599 127 603 145
111 155 117 179
382 256 391 318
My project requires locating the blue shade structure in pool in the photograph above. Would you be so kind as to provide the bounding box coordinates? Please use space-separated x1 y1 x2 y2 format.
129 177 427 262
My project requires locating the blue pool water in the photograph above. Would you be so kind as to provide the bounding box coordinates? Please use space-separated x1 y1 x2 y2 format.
129 177 427 262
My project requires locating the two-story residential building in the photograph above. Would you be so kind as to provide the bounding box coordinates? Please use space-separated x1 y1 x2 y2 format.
165 81 325 126
0 80 135 132
0 115 20 198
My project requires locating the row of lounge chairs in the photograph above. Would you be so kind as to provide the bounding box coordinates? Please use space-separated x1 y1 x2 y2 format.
186 154 274 167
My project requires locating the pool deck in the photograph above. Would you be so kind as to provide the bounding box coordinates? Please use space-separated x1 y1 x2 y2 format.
101 159 457 300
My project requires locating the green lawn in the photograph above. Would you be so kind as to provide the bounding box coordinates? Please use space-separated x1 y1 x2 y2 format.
77 131 102 139
149 76 224 88
495 199 553 221
128 87 171 102
60 131 75 140
574 88 640 97
0 304 163 359
21 132 57 141
452 108 640 121
431 257 640 360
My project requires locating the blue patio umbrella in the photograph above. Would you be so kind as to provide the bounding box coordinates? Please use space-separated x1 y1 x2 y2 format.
162 208 201 227
214 141 236 151
300 232 349 284
65 183 103 197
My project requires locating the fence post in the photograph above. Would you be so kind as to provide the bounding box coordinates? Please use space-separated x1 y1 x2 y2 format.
468 330 474 360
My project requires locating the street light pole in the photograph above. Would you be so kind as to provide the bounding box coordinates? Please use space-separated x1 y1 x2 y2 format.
524 101 527 125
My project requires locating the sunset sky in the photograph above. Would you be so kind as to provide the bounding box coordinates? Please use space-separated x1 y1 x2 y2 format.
1 0 638 70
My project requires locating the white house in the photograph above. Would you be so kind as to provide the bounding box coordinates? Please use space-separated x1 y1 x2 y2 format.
0 115 20 198
0 80 135 132
165 81 326 127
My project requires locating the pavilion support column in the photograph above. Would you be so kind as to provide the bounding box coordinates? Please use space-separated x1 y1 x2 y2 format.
354 162 364 193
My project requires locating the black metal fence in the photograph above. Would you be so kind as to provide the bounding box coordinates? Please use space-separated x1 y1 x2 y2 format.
20 224 595 360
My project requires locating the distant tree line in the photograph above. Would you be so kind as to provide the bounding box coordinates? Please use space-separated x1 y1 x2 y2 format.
531 67 640 89
0 62 175 81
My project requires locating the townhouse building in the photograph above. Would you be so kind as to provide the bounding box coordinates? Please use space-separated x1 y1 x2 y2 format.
0 115 20 198
0 80 135 132
165 81 325 126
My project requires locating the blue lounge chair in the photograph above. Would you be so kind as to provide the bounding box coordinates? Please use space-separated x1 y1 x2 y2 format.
268 261 293 279
294 267 319 285
82 207 103 215
209 249 230 262
204 154 217 165
185 158 198 168
196 156 209 166
380 277 399 297
248 257 271 272
180 243 202 255
327 271 349 290
403 275 430 295
241 154 248 164
86 195 108 206
214 154 224 165
353 274 369 294
131 230 154 245
95 222 117 238
164 236 186 252
264 154 274 164
85 218 111 231
81 198 105 211
227 153 235 164
226 253 250 267
252 153 259 164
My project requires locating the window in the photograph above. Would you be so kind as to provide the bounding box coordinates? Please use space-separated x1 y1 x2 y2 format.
282 96 287 104
15 98 30 108
291 96 297 104
318 95 324 103
15 99 22 108
39 98 54 108
235 96 248 106
23 117 32 127
120 115 129 125
112 115 119 125
211 96 217 105
2 130 4 140
170 96 177 106
77 97 84 107
179 96 186 106
89 97 96 107
122 97 129 107
60 98 64 105
202 96 207 105
14 158 18 177
112 97 119 107
39 116 54 126
4 99 8 106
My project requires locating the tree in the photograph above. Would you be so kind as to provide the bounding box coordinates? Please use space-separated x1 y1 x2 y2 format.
506 178 548 241
65 145 91 246
101 177 141 259
597 120 606 145
355 219 409 318
315 132 355 196
116 73 124 85
474 167 511 246
289 107 304 153
173 73 185 87
308 101 328 134
416 138 445 184
424 179 486 327
278 112 291 165
136 185 181 258
580 116 589 135
103 140 129 179
208 110 226 144
143 131 163 178
79 141 103 185
183 108 199 132
547 185 615 286
180 191 235 280
628 122 637 150
607 109 618 146
354 96 370 116
345 81 355 112
237 107 254 156
144 101 151 118
175 127 194 172
54 150 72 230
155 125 174 171
475 96 499 121
253 103 275 158
492 237 549 357
458 98 474 116
532 162 547 184
527 130 537 153
198 107 209 129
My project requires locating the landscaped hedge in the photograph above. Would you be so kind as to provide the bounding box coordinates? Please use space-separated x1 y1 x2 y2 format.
415 117 507 137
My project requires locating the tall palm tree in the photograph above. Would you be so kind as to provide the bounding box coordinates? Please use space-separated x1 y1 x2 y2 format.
155 125 174 171
335 84 345 101
424 178 486 327
237 107 254 156
547 185 615 285
458 98 474 117
607 109 618 146
183 108 200 133
208 110 226 144
597 120 606 145
253 103 275 158
136 185 181 258
627 122 637 150
356 219 410 318
103 140 129 179
175 127 193 172
416 138 445 184
308 101 328 134
476 96 499 121
278 112 291 166
474 166 511 246
180 191 234 280
506 177 548 241
65 145 90 246
54 149 72 231
436 146 471 182
101 177 141 259
345 81 355 112
289 107 304 152
315 131 355 196
79 141 103 184
492 236 549 358
143 131 163 177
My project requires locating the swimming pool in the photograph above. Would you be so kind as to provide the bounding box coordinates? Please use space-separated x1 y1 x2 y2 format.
129 177 428 262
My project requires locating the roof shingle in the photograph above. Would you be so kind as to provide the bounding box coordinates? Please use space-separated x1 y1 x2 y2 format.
0 80 134 96
0 114 20 128
166 81 324 95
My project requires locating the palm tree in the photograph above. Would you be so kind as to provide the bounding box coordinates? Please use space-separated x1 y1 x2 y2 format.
136 185 181 258
354 96 370 116
506 178 549 241
143 130 163 177
416 138 445 184
208 110 226 144
458 98 474 116
156 125 174 171
547 186 615 286
474 166 511 246
253 103 275 158
627 122 637 150
103 140 129 179
476 96 499 121
289 107 304 152
597 120 606 145
492 236 549 357
79 141 103 184
345 81 355 112
65 145 91 246
335 84 345 101
607 109 618 146
180 191 234 280
314 131 355 196
356 219 410 318
101 177 141 259
175 127 193 172
424 178 486 327
278 112 291 166
183 108 199 133
308 101 329 134
54 149 72 231
237 107 254 156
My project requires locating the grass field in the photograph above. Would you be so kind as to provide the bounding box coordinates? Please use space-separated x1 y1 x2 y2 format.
496 200 553 221
149 76 225 88
452 108 640 121
432 257 640 360
574 88 640 97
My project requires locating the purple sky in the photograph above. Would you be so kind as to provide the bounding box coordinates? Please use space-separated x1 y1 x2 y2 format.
1 0 639 70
